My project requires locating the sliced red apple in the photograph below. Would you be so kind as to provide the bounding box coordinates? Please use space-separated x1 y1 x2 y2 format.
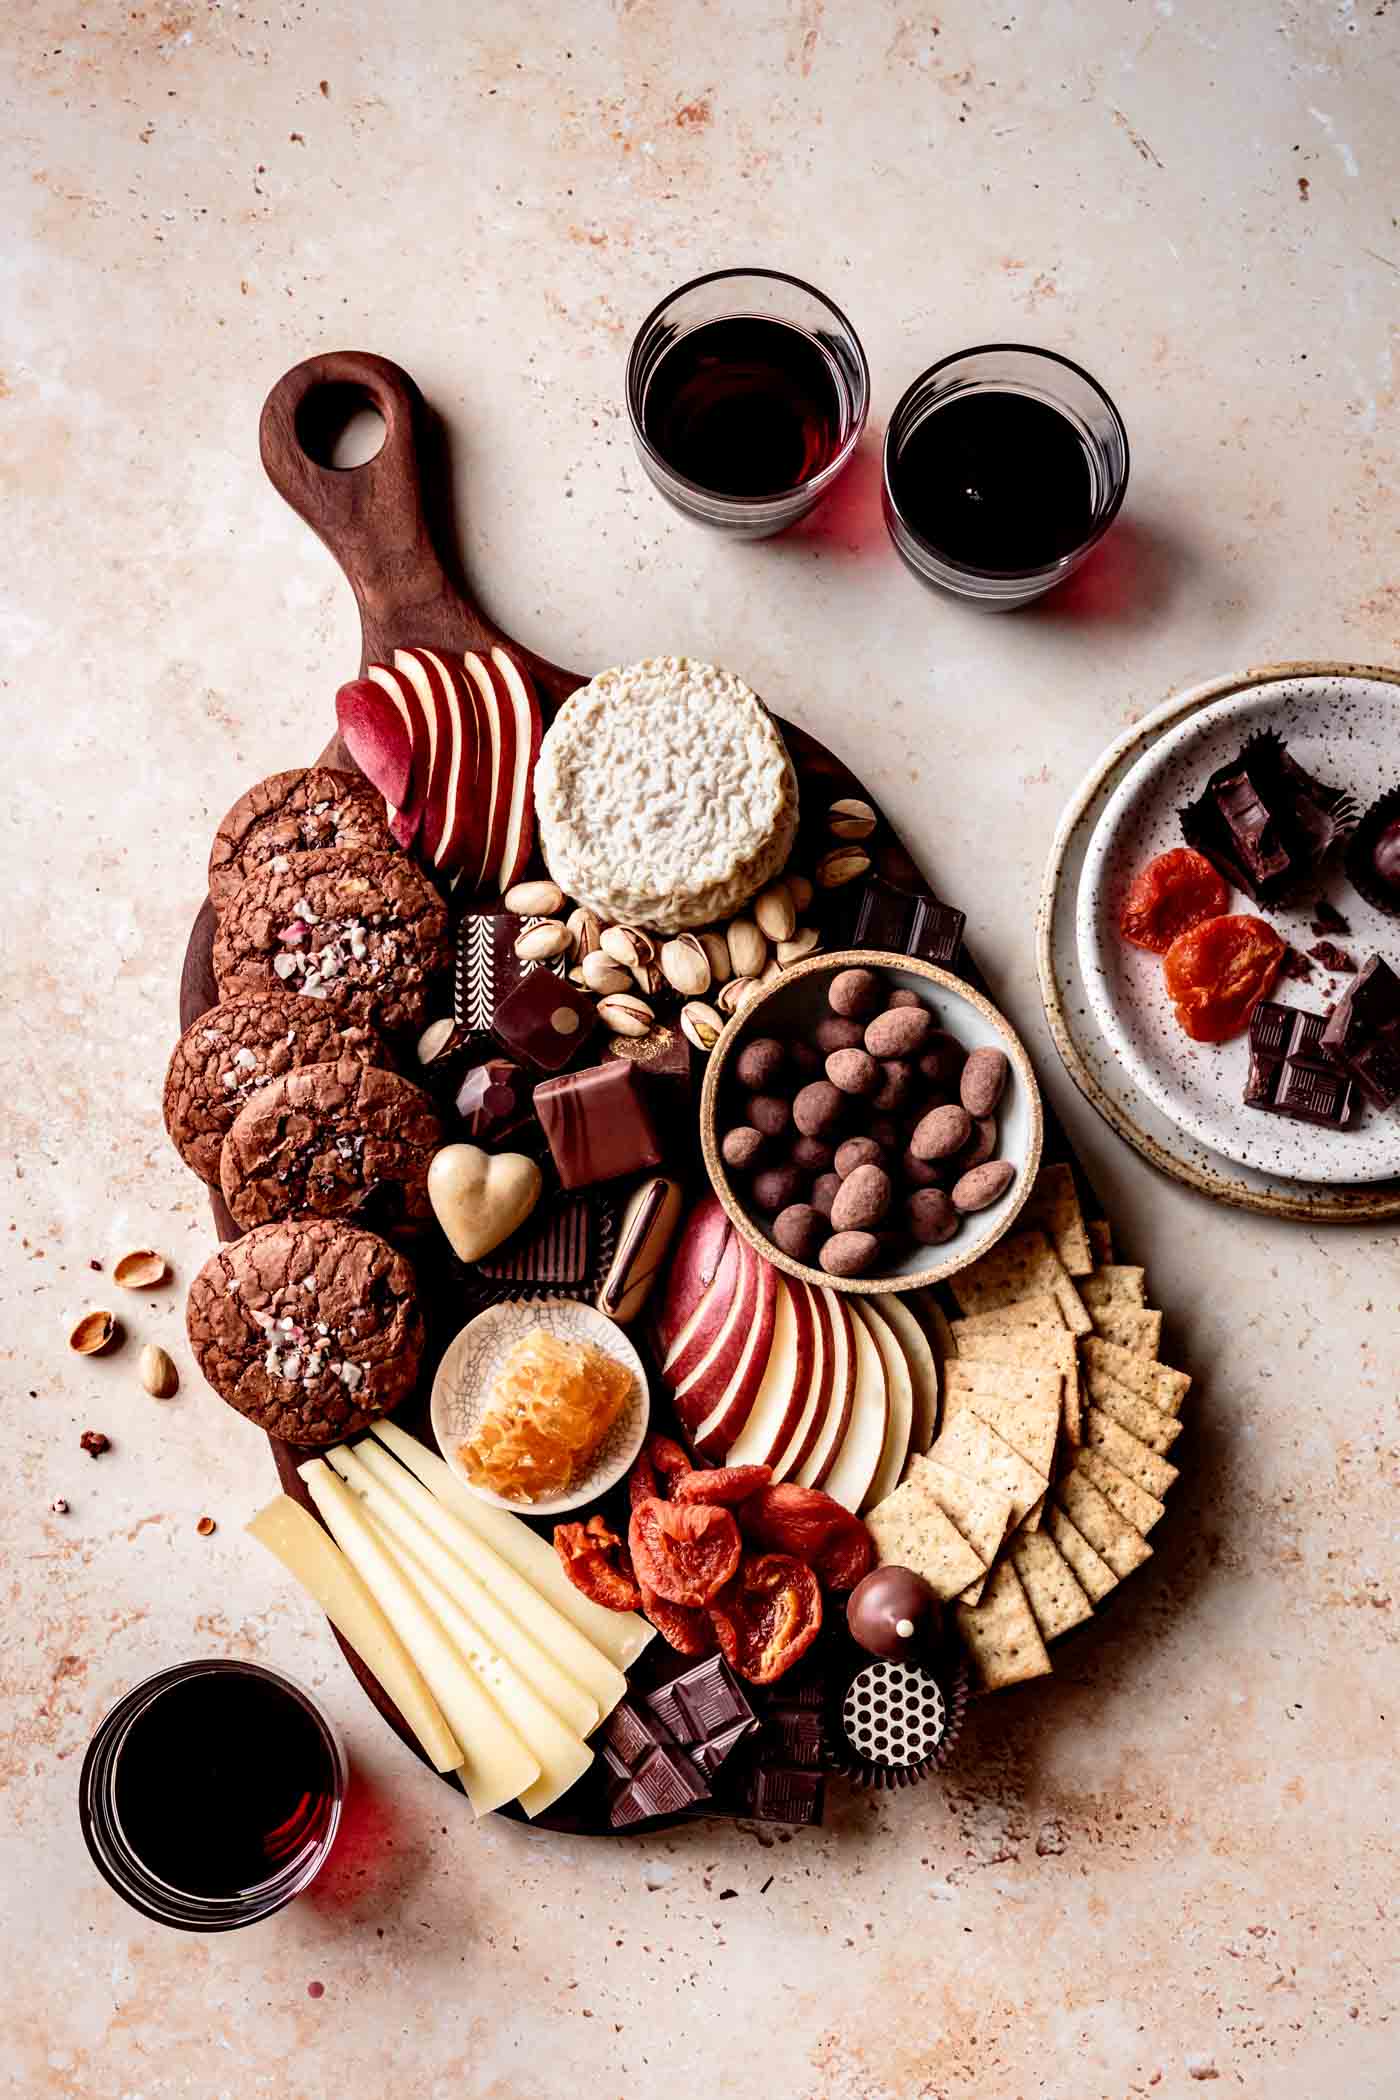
720 1275 815 1470
662 1231 742 1389
851 1299 914 1513
461 651 515 893
821 1303 890 1513
794 1288 856 1489
335 677 414 816
419 648 491 879
670 1238 761 1436
871 1294 940 1455
488 648 542 894
358 661 434 847
393 648 463 870
657 1198 732 1361
771 1284 833 1481
688 1253 778 1458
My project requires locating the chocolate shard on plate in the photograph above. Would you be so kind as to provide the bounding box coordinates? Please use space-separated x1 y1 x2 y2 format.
1179 730 1357 905
1320 954 1400 1112
1308 940 1357 974
454 1058 535 1145
845 874 966 968
534 1058 664 1190
455 909 568 1037
1310 898 1352 937
491 963 598 1074
1244 1001 1358 1128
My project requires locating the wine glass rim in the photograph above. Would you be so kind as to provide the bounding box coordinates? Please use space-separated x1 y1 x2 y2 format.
881 343 1130 581
625 268 871 509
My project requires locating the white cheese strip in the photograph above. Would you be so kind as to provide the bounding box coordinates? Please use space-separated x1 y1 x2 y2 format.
362 1510 591 1818
246 1494 462 1776
327 1443 599 1739
370 1421 652 1672
298 1460 538 1816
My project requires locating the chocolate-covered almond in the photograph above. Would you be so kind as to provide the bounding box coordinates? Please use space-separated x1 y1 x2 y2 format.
790 1133 835 1172
908 1187 958 1244
811 1170 842 1219
918 1031 966 1092
735 1037 787 1090
773 1202 825 1261
826 1047 880 1096
901 1148 946 1190
753 1164 805 1213
960 1046 1010 1117
747 1092 792 1138
814 1015 866 1055
820 1229 881 1277
871 1058 913 1112
722 1124 766 1171
793 1079 844 1135
828 967 885 1018
910 1103 973 1161
951 1159 1016 1213
865 1005 932 1059
788 1040 822 1078
830 1163 892 1232
958 1115 998 1171
886 989 923 1010
834 1135 885 1178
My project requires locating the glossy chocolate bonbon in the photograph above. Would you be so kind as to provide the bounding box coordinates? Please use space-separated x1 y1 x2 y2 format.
534 1058 664 1189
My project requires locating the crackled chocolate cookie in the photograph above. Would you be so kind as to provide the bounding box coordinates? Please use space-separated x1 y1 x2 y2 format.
186 1217 423 1445
219 1057 444 1232
163 994 387 1187
213 848 451 1037
208 766 395 913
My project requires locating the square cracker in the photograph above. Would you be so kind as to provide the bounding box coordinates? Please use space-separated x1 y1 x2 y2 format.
865 1479 986 1600
1056 1470 1152 1576
944 1362 1061 1481
950 1292 1067 1337
905 1455 1013 1608
1019 1161 1094 1276
1046 1504 1119 1601
950 1229 1091 1336
1090 1303 1163 1357
956 1559 1052 1690
927 1406 1047 1531
1089 1371 1183 1457
1075 1448 1166 1536
950 1326 1082 1449
1081 1337 1190 1417
1084 1406 1179 1498
1087 1218 1114 1265
1009 1528 1094 1640
1081 1266 1146 1309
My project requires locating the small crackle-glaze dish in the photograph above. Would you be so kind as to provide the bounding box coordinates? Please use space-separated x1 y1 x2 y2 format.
1039 663 1400 1218
430 1298 650 1516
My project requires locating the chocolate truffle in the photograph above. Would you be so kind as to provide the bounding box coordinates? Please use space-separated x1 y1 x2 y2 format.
846 1565 940 1661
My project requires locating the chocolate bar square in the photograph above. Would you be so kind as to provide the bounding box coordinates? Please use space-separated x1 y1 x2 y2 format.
646 1658 756 1755
1244 1002 1357 1129
599 1697 710 1826
1321 954 1400 1112
847 875 965 968
533 1058 664 1189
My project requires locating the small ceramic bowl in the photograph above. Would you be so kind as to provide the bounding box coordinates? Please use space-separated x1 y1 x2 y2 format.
430 1297 650 1516
699 949 1042 1294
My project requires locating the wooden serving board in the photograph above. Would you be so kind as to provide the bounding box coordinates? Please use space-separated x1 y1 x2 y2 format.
179 351 1088 1832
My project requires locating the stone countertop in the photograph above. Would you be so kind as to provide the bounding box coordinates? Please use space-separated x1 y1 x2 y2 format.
3 2 1398 2095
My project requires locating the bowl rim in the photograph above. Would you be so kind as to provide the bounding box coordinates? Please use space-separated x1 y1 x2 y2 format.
698 948 1044 1295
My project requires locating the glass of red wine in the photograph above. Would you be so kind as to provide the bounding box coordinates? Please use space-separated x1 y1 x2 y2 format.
79 1660 346 1930
626 268 869 538
882 345 1129 608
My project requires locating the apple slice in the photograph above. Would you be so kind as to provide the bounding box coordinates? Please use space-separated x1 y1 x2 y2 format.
393 648 464 871
461 651 516 893
872 1294 940 1454
721 1275 815 1470
821 1302 890 1513
418 648 491 879
352 661 434 847
656 1197 731 1358
851 1299 914 1513
689 1252 778 1458
794 1289 856 1488
489 648 543 894
771 1284 833 1481
335 677 414 817
670 1237 762 1435
662 1231 742 1389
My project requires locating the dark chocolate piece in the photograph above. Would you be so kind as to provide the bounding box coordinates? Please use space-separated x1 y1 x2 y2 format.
1321 954 1400 1111
1310 899 1352 936
762 1698 826 1771
1179 730 1356 905
846 876 965 968
1375 819 1400 890
605 1024 693 1109
599 1697 709 1826
454 1058 535 1145
455 910 568 1037
645 1656 757 1781
476 1194 594 1286
1344 790 1400 917
1281 948 1315 983
733 1762 824 1825
1308 941 1357 974
1244 1001 1358 1128
533 1059 664 1190
491 966 597 1074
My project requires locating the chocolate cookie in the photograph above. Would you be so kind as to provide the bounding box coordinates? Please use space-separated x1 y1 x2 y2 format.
213 848 451 1037
185 1217 423 1445
219 1057 444 1232
163 994 387 1187
208 766 394 913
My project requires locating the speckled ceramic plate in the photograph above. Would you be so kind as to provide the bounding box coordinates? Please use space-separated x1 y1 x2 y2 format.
430 1297 650 1516
1038 663 1400 1222
1076 675 1400 1183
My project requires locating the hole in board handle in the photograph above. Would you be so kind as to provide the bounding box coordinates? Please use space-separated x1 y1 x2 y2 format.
295 381 388 471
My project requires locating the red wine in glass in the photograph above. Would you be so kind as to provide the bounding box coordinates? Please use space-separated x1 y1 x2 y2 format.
889 391 1094 572
641 316 846 499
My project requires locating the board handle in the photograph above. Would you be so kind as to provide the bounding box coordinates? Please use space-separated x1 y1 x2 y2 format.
259 351 466 668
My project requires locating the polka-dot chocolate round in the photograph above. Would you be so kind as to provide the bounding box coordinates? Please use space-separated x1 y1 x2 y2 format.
841 1659 948 1771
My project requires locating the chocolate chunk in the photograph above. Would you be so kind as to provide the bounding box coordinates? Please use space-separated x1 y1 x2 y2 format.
600 1696 710 1826
604 1023 693 1110
1244 1002 1357 1128
533 1058 664 1189
645 1657 758 1780
454 1059 535 1145
491 964 597 1074
1179 730 1356 905
732 1762 825 1825
1310 899 1352 936
1308 940 1357 974
845 875 965 968
1321 954 1400 1111
763 1697 827 1770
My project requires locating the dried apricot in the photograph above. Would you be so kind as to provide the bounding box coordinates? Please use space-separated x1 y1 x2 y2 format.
1163 913 1286 1043
708 1553 822 1685
628 1497 741 1608
627 1445 659 1511
1119 847 1230 954
737 1483 875 1590
642 1434 692 1494
553 1514 642 1613
673 1464 772 1508
640 1586 716 1656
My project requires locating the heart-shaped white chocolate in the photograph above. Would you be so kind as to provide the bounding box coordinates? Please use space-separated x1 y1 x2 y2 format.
427 1144 542 1264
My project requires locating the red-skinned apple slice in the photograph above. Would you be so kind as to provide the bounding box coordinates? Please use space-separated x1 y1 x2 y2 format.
821 1302 890 1513
794 1288 856 1489
488 647 542 894
418 648 491 878
335 678 414 818
669 1237 758 1433
871 1294 940 1455
720 1275 816 1470
771 1284 834 1481
461 651 515 893
393 648 463 871
851 1298 914 1513
661 1223 740 1385
688 1251 778 1457
354 662 434 847
656 1198 731 1359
